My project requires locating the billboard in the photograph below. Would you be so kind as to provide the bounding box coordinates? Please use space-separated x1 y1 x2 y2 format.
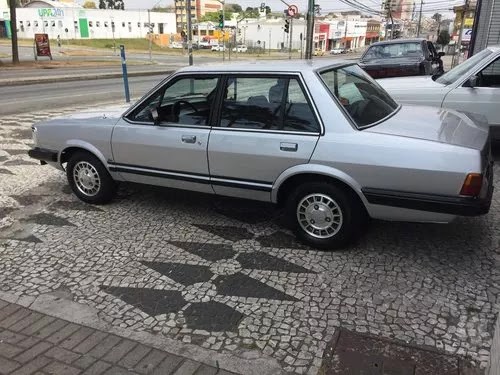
34 33 52 59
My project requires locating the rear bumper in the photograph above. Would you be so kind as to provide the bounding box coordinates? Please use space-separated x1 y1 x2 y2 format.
363 179 493 217
28 147 58 163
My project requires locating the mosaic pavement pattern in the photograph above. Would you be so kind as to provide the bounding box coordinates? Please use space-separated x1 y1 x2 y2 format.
0 108 499 374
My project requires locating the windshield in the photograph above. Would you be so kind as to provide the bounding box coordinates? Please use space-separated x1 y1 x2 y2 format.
361 42 423 61
436 48 493 85
320 64 399 128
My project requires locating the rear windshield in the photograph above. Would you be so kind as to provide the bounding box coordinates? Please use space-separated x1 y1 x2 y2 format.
319 64 399 128
362 42 423 61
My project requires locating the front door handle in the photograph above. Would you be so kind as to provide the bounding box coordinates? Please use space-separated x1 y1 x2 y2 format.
182 135 196 144
280 142 298 152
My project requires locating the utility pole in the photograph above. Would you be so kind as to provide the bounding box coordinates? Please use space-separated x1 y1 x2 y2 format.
305 0 314 59
8 0 19 64
186 0 193 65
148 10 152 61
288 17 293 59
416 0 423 37
453 0 469 67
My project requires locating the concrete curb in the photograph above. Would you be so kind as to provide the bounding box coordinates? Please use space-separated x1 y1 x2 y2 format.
0 70 174 87
0 291 284 375
488 308 500 375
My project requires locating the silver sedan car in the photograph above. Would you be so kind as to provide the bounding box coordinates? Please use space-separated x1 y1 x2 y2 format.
28 60 494 249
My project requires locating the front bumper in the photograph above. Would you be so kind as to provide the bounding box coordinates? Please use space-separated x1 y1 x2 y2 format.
28 147 58 164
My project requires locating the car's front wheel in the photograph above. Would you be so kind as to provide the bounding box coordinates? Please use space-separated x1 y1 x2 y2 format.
286 182 366 250
66 151 116 204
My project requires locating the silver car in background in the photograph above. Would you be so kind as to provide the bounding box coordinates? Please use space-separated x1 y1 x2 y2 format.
28 61 494 249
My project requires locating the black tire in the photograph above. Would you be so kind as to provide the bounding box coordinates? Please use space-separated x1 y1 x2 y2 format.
286 182 366 250
66 151 116 204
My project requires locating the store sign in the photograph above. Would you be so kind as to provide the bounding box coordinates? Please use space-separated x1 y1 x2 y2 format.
38 8 64 18
34 33 52 58
462 28 472 41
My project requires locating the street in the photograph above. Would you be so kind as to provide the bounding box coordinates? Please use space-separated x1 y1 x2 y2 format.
0 75 165 115
0 96 499 374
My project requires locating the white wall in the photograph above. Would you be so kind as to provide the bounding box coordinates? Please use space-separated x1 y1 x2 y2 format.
1 7 176 39
240 19 306 50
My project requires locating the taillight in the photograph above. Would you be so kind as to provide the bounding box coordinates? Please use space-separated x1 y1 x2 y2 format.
460 173 483 196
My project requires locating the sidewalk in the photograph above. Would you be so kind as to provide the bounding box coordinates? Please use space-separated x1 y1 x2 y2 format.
0 298 233 375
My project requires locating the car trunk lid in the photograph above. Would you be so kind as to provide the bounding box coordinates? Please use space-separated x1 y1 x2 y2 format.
366 104 490 151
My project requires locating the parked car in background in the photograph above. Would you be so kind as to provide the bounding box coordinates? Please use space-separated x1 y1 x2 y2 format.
313 48 325 56
330 47 345 55
378 45 500 145
28 61 493 249
170 41 183 49
232 45 248 53
211 44 226 52
198 42 212 49
360 39 444 79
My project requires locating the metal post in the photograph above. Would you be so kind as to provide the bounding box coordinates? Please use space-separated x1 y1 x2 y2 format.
186 0 193 65
416 0 423 37
222 7 225 62
288 17 293 59
305 0 314 59
119 45 130 103
453 0 469 67
269 28 271 55
148 10 152 62
9 0 19 64
468 0 481 55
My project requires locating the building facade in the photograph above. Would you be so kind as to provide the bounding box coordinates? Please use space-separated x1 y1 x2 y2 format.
174 0 222 32
472 0 500 54
0 1 175 40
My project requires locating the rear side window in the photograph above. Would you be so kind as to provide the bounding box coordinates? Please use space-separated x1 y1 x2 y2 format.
219 76 320 133
320 64 398 128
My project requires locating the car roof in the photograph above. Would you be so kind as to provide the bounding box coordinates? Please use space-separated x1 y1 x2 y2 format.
176 59 351 73
368 38 427 47
487 45 500 53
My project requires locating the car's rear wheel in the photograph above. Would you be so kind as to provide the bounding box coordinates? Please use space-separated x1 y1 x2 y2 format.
66 151 116 204
286 182 366 250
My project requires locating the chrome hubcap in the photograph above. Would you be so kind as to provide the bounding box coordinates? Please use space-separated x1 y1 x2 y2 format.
73 161 100 197
297 193 343 239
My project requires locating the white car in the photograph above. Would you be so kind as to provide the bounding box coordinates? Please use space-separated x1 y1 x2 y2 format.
170 41 183 49
211 44 226 52
232 45 248 53
378 45 500 145
330 47 345 55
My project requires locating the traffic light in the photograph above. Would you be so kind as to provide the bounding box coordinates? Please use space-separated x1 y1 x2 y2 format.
284 19 290 33
218 12 224 28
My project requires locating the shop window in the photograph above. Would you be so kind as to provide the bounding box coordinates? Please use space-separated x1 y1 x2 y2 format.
27 21 31 27
104 21 108 27
51 21 56 27
128 22 132 32
89 21 93 27
44 21 49 27
122 21 125 27
138 22 141 27
34 21 38 27
96 21 100 27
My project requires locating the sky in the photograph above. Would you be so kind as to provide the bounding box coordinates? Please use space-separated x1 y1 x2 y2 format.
122 0 455 18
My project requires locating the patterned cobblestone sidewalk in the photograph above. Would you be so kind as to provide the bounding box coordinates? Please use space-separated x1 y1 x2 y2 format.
0 107 499 374
0 298 231 375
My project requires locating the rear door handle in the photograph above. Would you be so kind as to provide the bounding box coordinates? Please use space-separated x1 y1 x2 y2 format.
280 142 298 152
182 135 196 144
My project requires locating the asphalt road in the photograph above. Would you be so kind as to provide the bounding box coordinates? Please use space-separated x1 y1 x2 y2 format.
0 74 165 115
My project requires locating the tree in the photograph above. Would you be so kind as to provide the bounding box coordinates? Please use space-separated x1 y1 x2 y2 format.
436 29 450 47
83 1 97 8
431 12 442 23
200 11 233 22
99 0 124 10
8 0 19 64
243 7 259 18
225 3 242 12
152 5 175 12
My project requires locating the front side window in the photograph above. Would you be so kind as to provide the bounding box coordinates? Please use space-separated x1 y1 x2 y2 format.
478 58 500 87
320 64 398 128
127 76 219 126
219 76 320 132
361 42 423 61
436 48 493 85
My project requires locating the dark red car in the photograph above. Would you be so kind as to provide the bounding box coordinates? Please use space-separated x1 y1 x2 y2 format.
359 38 444 79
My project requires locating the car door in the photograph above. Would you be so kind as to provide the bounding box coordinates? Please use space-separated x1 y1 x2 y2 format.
208 74 321 201
442 57 500 133
110 74 220 194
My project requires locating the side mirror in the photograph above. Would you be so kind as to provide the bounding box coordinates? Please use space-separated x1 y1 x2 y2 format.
150 107 160 125
437 51 445 58
465 75 478 88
